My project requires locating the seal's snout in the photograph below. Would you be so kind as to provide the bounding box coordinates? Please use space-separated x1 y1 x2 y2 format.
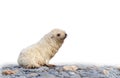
65 33 67 37
64 33 67 39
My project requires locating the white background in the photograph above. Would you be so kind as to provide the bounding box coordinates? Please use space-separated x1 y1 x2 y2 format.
0 0 120 66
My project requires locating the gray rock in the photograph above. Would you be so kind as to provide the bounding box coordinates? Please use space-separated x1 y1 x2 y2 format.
13 76 26 78
70 74 81 78
60 71 69 77
40 73 56 78
38 66 49 72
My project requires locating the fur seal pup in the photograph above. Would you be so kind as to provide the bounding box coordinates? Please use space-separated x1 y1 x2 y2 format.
17 29 67 68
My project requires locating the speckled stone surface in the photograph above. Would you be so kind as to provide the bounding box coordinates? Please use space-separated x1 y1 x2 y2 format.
1 64 120 78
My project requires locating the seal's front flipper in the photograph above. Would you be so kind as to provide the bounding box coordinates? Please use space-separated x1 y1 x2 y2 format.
44 64 56 67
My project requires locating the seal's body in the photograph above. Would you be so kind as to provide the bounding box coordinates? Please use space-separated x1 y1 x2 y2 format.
17 29 67 68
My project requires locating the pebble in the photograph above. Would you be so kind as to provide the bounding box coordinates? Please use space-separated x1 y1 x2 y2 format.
2 69 16 75
1 64 120 78
103 69 109 75
63 65 78 71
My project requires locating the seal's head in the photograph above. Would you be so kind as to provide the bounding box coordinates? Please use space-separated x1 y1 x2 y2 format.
50 29 67 41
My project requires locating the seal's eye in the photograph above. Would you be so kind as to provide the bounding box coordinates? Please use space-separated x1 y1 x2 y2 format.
57 33 61 37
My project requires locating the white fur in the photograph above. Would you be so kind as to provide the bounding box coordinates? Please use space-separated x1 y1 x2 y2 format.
17 29 66 68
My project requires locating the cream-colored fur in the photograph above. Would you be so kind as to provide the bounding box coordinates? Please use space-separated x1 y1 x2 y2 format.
17 29 67 68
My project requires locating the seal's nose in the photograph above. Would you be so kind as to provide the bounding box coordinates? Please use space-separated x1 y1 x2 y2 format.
65 33 67 38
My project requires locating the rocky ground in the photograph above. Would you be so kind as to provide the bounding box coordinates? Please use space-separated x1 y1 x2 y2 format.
1 64 120 78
